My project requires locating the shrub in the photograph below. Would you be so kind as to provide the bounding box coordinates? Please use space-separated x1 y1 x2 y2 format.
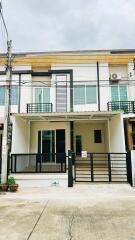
7 177 16 185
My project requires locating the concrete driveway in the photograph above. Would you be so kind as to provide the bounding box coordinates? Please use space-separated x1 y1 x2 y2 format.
0 184 135 240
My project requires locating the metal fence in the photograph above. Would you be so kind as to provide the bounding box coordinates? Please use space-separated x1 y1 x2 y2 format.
107 101 135 113
74 152 128 183
27 103 53 113
10 153 67 173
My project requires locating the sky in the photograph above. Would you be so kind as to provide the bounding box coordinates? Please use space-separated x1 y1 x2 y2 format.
1 0 135 53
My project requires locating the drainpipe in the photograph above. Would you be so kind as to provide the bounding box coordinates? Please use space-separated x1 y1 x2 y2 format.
18 74 21 113
70 70 73 112
97 62 100 111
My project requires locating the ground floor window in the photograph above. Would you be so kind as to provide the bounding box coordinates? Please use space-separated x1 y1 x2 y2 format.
94 130 102 143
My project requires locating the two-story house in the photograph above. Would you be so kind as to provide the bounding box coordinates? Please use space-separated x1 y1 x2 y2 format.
0 49 135 184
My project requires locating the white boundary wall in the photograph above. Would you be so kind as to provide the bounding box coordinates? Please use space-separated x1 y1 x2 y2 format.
131 150 135 186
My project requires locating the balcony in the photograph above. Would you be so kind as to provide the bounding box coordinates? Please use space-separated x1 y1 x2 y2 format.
107 101 135 113
27 103 52 113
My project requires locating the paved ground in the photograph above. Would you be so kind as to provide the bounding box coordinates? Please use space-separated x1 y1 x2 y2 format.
0 183 135 240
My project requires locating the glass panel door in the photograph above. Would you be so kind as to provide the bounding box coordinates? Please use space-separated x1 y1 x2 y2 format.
42 130 55 162
43 88 50 103
38 129 66 163
119 86 128 112
56 130 66 163
111 86 119 110
119 86 128 101
43 88 50 112
35 88 42 112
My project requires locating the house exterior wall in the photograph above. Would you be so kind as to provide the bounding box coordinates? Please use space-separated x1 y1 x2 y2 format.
109 114 126 152
74 122 108 153
131 150 135 186
0 59 135 116
30 121 70 154
12 117 29 154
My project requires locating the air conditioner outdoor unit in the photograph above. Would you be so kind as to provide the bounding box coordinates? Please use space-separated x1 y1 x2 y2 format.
110 73 121 81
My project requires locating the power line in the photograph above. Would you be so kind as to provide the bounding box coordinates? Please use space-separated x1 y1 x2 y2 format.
0 2 8 41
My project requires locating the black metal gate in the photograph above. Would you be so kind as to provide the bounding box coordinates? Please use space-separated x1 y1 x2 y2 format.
74 152 131 184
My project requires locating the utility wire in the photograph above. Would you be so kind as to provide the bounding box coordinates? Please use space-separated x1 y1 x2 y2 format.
0 2 8 41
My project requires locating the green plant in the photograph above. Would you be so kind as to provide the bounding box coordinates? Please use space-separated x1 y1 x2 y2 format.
7 177 16 186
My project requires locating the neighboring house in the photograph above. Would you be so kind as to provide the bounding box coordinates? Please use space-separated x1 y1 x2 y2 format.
0 49 135 184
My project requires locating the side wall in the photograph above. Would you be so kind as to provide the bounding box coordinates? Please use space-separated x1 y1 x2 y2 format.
11 117 29 154
131 150 135 186
109 114 126 152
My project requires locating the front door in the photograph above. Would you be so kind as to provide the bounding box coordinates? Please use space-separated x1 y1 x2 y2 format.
38 129 65 162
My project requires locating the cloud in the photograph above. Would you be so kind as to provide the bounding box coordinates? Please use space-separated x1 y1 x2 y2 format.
1 0 135 52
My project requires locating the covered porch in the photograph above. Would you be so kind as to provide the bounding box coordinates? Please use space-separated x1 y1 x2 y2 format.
10 111 126 174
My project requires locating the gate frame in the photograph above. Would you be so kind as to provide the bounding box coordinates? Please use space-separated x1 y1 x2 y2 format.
74 152 132 184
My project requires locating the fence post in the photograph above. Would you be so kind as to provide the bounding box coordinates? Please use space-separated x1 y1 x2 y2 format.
68 150 73 187
90 153 94 182
126 151 133 186
108 153 111 182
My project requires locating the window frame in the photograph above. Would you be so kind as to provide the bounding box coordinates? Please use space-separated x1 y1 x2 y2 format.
34 87 50 104
73 84 97 105
0 85 19 106
11 85 19 105
94 129 102 144
0 86 5 106
111 84 128 102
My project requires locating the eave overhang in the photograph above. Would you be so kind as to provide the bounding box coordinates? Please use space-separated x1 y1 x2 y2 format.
11 111 123 122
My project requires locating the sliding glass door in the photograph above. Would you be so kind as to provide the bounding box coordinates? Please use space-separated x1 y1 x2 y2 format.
38 129 65 163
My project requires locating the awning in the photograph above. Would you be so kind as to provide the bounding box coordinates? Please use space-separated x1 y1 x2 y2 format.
11 111 123 122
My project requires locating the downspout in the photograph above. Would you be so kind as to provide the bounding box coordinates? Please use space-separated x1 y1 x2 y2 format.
97 62 100 111
70 70 73 112
107 119 111 152
18 74 21 113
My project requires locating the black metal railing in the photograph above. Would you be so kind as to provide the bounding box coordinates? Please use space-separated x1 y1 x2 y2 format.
27 103 53 113
74 152 128 183
107 101 135 113
10 153 66 173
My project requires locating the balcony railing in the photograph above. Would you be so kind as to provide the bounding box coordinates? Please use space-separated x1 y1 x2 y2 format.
27 103 52 113
107 101 135 113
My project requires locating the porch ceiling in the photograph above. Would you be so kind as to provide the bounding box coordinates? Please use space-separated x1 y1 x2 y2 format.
11 111 122 122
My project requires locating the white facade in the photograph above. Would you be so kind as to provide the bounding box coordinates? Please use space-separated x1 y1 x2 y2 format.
0 62 134 116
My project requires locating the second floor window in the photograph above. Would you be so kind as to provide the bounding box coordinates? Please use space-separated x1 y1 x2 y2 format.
35 88 50 104
11 86 18 105
74 85 97 105
0 86 5 105
111 85 128 102
0 86 18 106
